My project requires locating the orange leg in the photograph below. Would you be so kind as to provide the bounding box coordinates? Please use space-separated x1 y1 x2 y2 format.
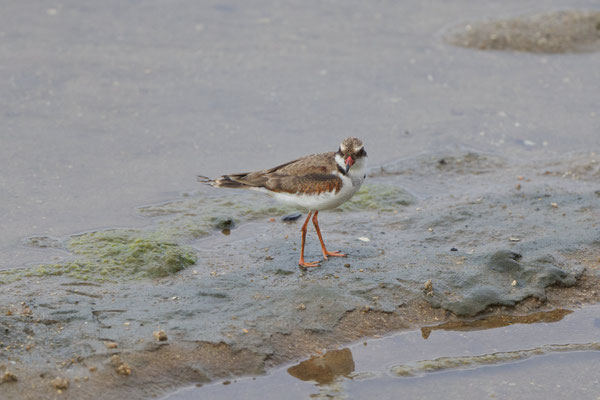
312 211 346 260
298 211 320 268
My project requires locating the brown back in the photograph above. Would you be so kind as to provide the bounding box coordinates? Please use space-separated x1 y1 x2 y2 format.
224 152 342 194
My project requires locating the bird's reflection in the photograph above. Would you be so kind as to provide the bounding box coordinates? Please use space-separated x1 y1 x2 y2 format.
287 348 355 385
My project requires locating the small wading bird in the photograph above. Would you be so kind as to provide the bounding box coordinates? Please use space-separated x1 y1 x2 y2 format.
199 137 368 267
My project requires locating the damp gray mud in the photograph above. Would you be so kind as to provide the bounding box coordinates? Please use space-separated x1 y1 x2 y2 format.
1 1 600 400
2 150 600 399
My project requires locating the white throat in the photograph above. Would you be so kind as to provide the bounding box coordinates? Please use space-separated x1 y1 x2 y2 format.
348 156 367 182
335 154 367 178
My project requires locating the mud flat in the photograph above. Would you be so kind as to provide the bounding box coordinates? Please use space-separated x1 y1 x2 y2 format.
445 10 600 53
1 150 599 399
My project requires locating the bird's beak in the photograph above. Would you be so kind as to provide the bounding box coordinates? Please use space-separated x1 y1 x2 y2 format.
345 156 354 173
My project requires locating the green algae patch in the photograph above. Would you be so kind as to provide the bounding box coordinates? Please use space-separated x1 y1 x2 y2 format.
63 230 197 280
2 265 69 284
0 268 24 285
339 183 414 212
10 230 198 283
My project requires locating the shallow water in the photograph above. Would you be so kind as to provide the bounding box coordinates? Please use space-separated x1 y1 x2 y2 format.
163 305 600 399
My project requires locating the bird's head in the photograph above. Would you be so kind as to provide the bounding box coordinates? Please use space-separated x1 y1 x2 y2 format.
336 137 367 173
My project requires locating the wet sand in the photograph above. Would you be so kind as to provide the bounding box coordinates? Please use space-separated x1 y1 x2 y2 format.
1 1 600 399
165 305 600 399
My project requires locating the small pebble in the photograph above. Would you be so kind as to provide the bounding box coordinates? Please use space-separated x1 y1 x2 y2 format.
296 303 306 311
344 263 351 268
509 237 520 242
110 355 131 376
116 364 131 376
1 372 18 383
358 237 370 242
52 377 69 390
511 280 518 287
450 247 458 252
551 202 558 208
104 341 118 349
281 212 302 222
424 279 433 291
153 330 168 341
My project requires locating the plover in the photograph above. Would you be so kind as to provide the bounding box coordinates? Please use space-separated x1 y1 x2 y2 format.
199 137 367 267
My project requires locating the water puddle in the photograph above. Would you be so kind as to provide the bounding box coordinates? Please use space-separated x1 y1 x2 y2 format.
163 305 600 399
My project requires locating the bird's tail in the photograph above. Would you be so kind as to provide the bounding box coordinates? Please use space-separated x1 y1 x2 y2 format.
197 175 216 186
197 174 253 189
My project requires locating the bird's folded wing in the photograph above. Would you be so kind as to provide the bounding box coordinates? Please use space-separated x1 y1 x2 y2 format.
264 173 342 194
263 152 336 176
222 152 342 194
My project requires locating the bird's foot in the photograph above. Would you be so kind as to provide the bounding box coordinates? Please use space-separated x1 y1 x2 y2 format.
298 259 321 268
322 251 347 260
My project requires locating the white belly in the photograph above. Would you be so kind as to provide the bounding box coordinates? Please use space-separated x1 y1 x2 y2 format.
256 159 367 211
270 180 359 210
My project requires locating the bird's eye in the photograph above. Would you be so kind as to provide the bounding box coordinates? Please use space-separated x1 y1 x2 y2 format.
357 148 366 157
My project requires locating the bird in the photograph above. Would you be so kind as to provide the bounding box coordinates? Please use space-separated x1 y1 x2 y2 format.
199 137 368 268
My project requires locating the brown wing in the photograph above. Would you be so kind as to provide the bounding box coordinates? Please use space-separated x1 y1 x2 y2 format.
218 152 342 194
265 152 337 175
264 173 342 194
